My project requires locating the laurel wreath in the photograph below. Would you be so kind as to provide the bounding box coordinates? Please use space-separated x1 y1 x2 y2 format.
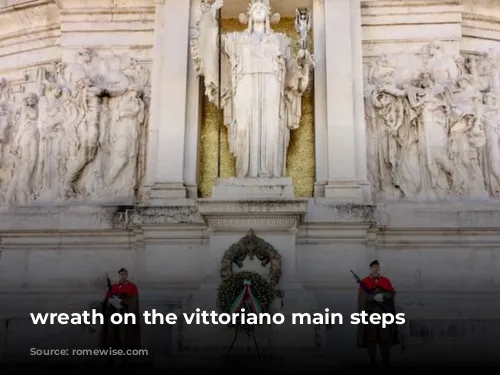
216 271 276 334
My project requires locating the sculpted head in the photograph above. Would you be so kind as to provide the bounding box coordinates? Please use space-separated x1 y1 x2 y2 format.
75 77 93 90
250 1 269 23
241 0 280 30
47 83 62 97
376 92 393 106
379 53 391 65
23 93 38 107
200 0 211 11
418 72 434 88
77 48 96 64
127 89 141 101
53 62 64 76
425 40 443 56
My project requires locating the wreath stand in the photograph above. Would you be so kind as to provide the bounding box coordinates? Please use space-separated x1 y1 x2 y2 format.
217 230 282 369
224 320 262 369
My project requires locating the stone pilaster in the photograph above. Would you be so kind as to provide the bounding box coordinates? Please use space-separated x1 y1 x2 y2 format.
323 0 371 203
312 0 328 197
144 0 191 203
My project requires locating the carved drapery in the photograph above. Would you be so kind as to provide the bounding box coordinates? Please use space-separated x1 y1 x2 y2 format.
365 41 500 201
0 49 150 205
198 17 315 198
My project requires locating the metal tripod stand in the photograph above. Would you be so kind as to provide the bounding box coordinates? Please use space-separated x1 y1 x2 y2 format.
224 323 262 369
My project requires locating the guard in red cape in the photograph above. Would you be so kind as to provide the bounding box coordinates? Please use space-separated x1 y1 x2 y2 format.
100 268 142 360
357 260 399 366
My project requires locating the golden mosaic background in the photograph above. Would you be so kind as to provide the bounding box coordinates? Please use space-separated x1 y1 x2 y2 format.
199 18 315 198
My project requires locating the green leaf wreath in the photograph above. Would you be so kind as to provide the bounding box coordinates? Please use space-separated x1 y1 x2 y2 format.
216 271 276 334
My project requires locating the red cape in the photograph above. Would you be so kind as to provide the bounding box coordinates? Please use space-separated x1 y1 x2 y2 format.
105 280 138 299
360 275 395 293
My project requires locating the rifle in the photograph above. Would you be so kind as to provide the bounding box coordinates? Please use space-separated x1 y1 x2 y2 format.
105 273 122 312
350 270 391 313
106 273 112 294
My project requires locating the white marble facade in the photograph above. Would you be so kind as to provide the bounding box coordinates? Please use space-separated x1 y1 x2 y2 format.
1 0 500 364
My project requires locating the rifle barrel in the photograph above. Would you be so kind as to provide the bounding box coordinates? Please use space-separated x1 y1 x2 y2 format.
349 270 391 314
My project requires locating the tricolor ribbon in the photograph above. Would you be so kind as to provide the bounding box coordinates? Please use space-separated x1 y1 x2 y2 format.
229 280 262 314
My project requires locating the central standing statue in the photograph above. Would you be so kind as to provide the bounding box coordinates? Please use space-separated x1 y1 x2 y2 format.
191 0 315 179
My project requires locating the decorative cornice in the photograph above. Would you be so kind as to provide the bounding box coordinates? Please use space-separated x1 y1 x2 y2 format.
0 204 117 231
462 12 500 24
112 205 202 228
0 0 59 43
312 200 377 223
361 0 460 8
0 0 51 13
197 198 308 232
205 214 302 232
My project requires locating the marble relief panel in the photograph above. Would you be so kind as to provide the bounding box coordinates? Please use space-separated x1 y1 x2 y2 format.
0 49 150 205
365 40 500 202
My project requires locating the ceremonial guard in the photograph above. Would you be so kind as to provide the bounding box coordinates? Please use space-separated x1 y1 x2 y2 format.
100 268 142 361
356 260 399 366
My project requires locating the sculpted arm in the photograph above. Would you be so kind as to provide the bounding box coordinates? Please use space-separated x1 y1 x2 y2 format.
190 0 225 104
285 43 315 94
119 94 144 121
404 85 424 109
284 39 315 130
372 90 382 109
12 119 25 147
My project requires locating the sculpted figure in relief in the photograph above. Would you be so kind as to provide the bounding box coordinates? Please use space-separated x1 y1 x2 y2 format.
447 75 488 198
364 41 500 201
482 92 500 197
5 93 39 204
105 89 145 197
56 50 117 198
35 69 68 200
0 79 15 201
191 0 315 178
62 76 101 199
476 49 500 92
61 49 130 97
404 72 456 199
0 103 10 147
365 56 407 199
421 40 459 85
